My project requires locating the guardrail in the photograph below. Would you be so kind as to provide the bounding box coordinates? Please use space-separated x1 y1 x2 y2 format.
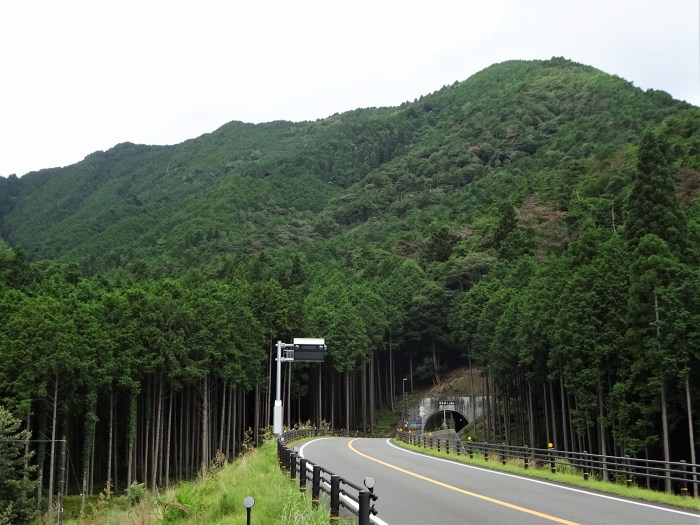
277 429 387 525
396 431 699 497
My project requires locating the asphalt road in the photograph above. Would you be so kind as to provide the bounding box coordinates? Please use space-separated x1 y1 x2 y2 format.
298 437 700 525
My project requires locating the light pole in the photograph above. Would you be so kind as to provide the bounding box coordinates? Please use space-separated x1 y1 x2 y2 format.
402 378 408 431
273 341 287 435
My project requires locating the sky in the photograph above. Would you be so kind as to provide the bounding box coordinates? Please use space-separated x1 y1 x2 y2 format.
1 0 698 178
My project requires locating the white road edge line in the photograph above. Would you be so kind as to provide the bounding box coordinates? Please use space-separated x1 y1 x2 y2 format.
386 438 700 519
296 438 391 525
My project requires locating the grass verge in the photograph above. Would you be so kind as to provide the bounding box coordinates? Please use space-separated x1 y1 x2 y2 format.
55 441 348 525
393 439 700 512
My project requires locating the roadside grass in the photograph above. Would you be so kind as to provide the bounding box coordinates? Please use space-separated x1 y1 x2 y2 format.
393 439 700 512
55 441 346 525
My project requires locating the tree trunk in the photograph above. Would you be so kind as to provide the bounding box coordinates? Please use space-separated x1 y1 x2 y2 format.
127 390 137 496
36 412 47 510
527 382 535 448
152 374 163 490
254 382 260 447
467 351 476 434
23 408 31 484
369 354 375 434
660 381 672 493
232 385 238 457
143 385 151 489
219 379 227 453
376 350 383 410
432 339 440 385
81 393 97 516
226 384 233 458
549 381 558 448
106 389 113 498
685 375 698 497
201 374 210 477
559 369 569 452
484 371 491 442
389 336 394 411
47 374 58 518
361 362 367 434
286 362 292 428
266 343 273 427
597 379 608 482
542 383 550 446
345 370 350 431
165 387 173 489
331 372 335 429
654 290 671 494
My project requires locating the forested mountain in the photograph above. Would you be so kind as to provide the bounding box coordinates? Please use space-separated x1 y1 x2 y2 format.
0 58 692 272
1 58 699 521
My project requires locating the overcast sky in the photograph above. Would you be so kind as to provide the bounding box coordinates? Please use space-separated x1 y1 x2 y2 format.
1 0 698 177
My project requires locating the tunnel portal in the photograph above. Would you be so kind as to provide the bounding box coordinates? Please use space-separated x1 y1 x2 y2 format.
423 409 468 433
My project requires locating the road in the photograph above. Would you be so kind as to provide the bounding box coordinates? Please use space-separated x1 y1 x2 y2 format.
298 437 700 525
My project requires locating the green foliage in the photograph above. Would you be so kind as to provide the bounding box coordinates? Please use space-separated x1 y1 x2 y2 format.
0 405 36 525
1 59 691 273
0 58 698 506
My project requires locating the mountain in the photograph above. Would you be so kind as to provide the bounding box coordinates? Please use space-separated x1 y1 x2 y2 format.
2 59 699 517
0 58 696 273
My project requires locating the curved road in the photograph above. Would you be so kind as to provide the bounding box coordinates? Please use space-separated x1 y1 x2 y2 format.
298 437 700 525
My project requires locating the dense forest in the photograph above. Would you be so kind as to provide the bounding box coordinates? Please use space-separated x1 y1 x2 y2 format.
0 58 699 522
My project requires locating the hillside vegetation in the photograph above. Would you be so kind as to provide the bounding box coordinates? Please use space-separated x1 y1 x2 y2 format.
0 58 699 523
0 58 692 271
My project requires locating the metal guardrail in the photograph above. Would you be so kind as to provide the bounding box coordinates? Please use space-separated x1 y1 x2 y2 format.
277 428 387 525
396 431 699 496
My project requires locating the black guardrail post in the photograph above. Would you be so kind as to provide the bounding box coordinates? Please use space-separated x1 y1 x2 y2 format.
290 451 297 481
583 451 589 480
501 443 507 465
484 442 489 462
330 475 340 520
468 437 473 459
446 439 450 454
299 458 307 493
312 464 321 508
625 455 632 488
358 490 371 525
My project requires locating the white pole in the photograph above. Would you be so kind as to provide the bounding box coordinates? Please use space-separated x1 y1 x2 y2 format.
273 341 283 435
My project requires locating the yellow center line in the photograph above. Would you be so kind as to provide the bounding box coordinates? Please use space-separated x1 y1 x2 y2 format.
348 439 580 525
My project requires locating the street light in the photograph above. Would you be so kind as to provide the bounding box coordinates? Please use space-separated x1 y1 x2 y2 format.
402 378 408 431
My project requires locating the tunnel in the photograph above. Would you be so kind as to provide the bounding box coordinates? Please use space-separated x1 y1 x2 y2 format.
423 410 468 433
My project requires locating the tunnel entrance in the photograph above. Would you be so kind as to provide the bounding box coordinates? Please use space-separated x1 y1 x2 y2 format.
423 410 468 433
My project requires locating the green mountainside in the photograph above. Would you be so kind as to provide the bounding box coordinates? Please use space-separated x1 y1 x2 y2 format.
1 58 694 273
1 58 700 523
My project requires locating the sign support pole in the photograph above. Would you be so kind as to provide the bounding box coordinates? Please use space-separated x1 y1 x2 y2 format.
274 341 284 435
273 338 325 436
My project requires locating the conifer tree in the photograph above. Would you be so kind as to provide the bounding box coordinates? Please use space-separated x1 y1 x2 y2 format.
622 129 696 491
625 129 690 260
0 405 36 525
